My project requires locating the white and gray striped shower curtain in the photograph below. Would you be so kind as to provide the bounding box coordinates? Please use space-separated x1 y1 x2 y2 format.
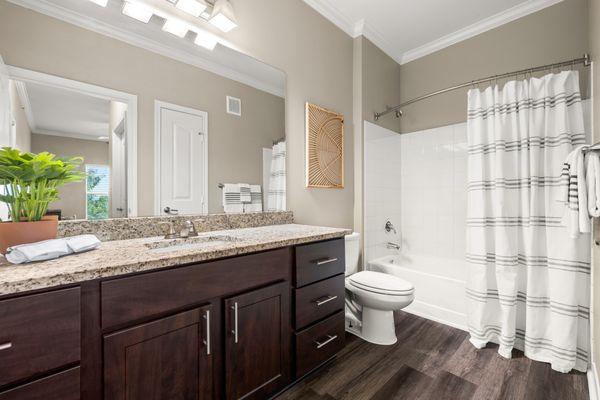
466 71 590 373
267 141 286 212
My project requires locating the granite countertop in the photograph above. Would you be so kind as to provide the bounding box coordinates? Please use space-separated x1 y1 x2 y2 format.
0 224 351 295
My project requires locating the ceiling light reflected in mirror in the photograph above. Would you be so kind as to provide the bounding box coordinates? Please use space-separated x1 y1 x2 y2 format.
122 1 154 23
162 18 188 37
176 0 207 18
210 0 237 32
88 0 108 7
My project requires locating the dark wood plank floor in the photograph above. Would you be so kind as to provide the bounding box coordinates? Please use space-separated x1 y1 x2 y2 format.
276 312 589 400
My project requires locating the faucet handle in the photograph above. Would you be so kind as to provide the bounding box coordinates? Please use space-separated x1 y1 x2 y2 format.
385 220 397 234
186 220 198 237
159 222 177 239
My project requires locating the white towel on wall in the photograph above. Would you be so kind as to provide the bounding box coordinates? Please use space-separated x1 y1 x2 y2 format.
587 151 600 217
222 183 243 213
239 183 251 203
560 145 590 237
246 185 263 212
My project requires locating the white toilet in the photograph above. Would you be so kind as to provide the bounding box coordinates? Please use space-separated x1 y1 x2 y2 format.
344 232 414 345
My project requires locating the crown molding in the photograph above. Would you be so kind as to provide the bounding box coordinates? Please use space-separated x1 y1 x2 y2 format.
33 128 109 142
354 19 402 65
7 0 285 98
399 0 564 64
303 0 356 37
12 80 37 132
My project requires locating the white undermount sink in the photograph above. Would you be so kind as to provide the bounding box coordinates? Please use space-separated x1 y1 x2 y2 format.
145 235 240 253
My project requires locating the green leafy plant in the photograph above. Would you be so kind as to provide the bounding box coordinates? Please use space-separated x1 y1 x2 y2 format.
0 147 85 222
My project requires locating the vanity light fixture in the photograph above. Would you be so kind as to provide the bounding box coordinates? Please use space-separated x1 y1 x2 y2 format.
209 0 237 32
88 0 108 7
176 0 207 18
122 1 154 23
194 32 218 50
162 18 189 37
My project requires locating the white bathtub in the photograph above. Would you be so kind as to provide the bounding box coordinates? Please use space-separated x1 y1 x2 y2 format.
368 254 468 330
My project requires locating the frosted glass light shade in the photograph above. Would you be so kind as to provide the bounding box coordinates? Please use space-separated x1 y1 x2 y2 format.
122 1 153 23
176 0 207 17
162 19 188 37
209 0 237 32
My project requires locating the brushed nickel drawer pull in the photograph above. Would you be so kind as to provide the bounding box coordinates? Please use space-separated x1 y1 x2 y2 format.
203 310 211 355
314 295 338 306
315 257 338 266
0 342 12 351
315 334 338 349
231 302 239 344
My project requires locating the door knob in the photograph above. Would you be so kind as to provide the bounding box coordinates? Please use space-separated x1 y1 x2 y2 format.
163 206 179 215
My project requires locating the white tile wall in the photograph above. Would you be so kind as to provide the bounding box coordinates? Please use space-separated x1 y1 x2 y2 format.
363 120 468 266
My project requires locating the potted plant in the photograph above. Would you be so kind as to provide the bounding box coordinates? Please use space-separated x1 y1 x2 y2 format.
0 147 85 254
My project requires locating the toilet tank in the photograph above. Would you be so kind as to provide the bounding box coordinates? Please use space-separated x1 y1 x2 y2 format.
344 232 360 276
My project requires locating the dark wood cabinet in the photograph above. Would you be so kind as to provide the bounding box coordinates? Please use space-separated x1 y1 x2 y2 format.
103 305 212 400
224 282 290 400
0 237 346 400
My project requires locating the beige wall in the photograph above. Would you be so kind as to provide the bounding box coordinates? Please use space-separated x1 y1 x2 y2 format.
353 36 402 252
8 79 31 152
31 133 109 219
0 0 285 217
590 0 600 374
398 0 590 133
225 0 354 228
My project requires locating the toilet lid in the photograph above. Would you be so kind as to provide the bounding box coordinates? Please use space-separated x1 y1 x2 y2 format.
349 271 414 295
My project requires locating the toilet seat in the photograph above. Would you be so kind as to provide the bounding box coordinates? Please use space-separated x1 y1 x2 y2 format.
348 271 414 296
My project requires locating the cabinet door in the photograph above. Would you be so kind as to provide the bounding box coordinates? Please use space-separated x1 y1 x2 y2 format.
224 282 291 400
104 306 213 400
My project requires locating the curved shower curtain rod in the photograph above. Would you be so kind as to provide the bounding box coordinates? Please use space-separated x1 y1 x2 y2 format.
374 53 591 121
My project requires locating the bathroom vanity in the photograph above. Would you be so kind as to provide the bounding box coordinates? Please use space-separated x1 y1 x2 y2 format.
0 224 349 400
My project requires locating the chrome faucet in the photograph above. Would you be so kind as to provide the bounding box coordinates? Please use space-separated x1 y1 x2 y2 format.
385 220 397 234
180 220 198 238
387 242 401 250
159 222 178 239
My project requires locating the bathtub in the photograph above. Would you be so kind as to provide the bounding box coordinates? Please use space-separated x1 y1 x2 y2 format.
368 254 468 330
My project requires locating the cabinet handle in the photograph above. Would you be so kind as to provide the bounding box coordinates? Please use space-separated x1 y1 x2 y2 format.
315 257 338 266
231 302 239 344
203 310 211 355
0 342 12 351
314 295 338 306
315 334 338 349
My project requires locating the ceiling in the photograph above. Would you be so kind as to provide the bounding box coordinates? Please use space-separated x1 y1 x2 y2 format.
16 81 111 141
303 0 563 64
7 0 286 97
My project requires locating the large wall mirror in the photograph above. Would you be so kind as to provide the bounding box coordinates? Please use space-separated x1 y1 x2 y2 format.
0 0 286 220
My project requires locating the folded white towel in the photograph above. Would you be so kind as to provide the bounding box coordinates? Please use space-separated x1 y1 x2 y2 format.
5 238 71 264
65 234 101 253
560 145 591 238
239 183 251 203
222 183 243 213
5 234 101 264
587 151 600 217
246 185 263 212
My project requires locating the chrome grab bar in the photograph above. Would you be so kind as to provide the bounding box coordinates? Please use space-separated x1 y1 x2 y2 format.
315 334 338 349
314 295 338 307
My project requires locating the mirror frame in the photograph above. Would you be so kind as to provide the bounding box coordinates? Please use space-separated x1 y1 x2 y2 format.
6 66 138 217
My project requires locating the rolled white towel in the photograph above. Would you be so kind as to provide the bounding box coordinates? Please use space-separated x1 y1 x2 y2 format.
5 238 71 264
587 151 600 217
65 234 101 253
239 183 251 203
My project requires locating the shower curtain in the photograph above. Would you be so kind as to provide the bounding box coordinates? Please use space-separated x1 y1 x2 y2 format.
466 70 590 373
267 141 286 212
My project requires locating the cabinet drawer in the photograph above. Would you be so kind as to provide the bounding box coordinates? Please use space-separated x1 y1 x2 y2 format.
295 274 345 329
295 239 345 287
295 311 345 378
101 248 291 329
0 367 80 400
0 288 80 387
